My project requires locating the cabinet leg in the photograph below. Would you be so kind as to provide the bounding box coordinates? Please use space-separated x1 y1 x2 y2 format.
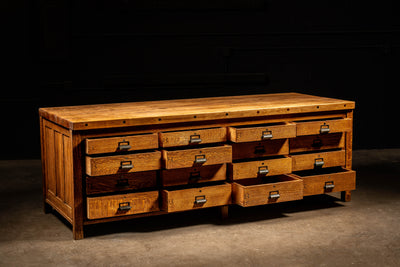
44 202 53 214
73 223 84 240
220 205 229 219
341 191 352 202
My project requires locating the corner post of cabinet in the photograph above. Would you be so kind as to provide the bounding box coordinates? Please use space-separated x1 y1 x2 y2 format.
40 116 52 213
71 130 85 239
342 110 354 202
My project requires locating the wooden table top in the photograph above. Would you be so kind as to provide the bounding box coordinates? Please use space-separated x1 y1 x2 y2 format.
39 92 355 130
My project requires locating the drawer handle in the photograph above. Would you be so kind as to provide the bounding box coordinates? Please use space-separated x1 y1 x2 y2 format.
269 191 280 199
194 195 207 204
120 160 133 170
194 154 207 164
262 130 273 140
258 166 269 175
116 178 129 188
324 181 335 190
189 171 202 181
189 134 202 144
118 202 132 211
118 140 131 150
314 158 324 168
254 145 266 154
320 123 330 134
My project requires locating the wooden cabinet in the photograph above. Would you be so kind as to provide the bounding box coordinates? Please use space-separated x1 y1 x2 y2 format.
39 92 356 239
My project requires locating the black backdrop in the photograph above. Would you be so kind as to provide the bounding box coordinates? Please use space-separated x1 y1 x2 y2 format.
2 0 399 159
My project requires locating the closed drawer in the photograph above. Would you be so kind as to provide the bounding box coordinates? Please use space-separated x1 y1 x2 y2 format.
296 118 352 136
86 133 158 155
86 151 162 176
232 174 303 207
86 171 157 195
229 156 292 180
87 191 159 219
293 167 356 196
232 139 289 160
291 150 346 172
228 122 296 143
159 127 226 148
161 183 232 212
161 164 227 187
290 133 345 153
162 145 232 169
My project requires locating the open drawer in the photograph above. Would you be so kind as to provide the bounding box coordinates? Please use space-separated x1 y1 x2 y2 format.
232 174 303 207
292 167 356 196
161 182 231 212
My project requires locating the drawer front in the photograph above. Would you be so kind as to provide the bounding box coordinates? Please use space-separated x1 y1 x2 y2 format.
228 123 296 143
290 133 345 153
86 171 157 195
232 175 303 207
86 133 158 155
296 118 352 136
294 168 356 196
86 151 162 176
163 145 232 169
291 150 346 171
229 157 292 180
161 164 227 187
87 191 159 219
159 127 227 148
161 183 232 212
232 139 289 160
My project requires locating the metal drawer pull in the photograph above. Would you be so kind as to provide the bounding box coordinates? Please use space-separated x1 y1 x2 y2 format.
189 171 202 181
262 130 273 140
116 178 129 188
269 191 280 199
324 181 335 190
320 123 330 134
118 140 131 150
120 160 133 169
194 195 207 204
194 154 207 164
189 134 202 144
258 166 269 175
314 158 324 168
118 202 132 211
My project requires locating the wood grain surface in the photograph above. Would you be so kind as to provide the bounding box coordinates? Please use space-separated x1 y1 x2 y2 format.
159 127 226 148
291 150 346 171
39 93 355 130
228 122 296 143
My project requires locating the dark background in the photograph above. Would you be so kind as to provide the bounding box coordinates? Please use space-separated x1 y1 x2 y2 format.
2 0 399 159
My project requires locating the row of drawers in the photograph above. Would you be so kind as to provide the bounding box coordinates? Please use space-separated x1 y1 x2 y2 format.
86 150 346 194
87 167 356 220
86 118 351 154
86 144 346 176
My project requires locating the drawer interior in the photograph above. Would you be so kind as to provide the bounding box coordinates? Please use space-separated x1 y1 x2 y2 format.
293 166 352 177
234 175 299 187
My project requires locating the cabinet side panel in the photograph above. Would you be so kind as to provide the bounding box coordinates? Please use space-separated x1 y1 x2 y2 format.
42 119 73 222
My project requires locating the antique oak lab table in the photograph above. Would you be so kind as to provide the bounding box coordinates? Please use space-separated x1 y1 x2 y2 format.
39 93 356 239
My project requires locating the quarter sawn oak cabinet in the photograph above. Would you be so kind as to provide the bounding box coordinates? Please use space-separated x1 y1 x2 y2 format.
39 93 356 239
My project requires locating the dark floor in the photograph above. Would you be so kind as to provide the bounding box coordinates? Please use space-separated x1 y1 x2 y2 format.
0 149 399 266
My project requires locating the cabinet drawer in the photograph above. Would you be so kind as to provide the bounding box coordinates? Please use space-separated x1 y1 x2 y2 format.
86 151 162 176
161 164 226 187
232 139 289 160
290 133 345 153
228 122 296 143
162 145 232 169
229 157 292 180
232 174 303 207
161 183 231 212
291 150 346 171
159 127 226 148
86 171 157 195
296 118 352 136
293 167 356 196
87 191 159 219
86 133 158 155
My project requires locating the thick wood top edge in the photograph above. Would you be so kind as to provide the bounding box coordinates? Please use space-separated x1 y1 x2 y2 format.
39 93 355 130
